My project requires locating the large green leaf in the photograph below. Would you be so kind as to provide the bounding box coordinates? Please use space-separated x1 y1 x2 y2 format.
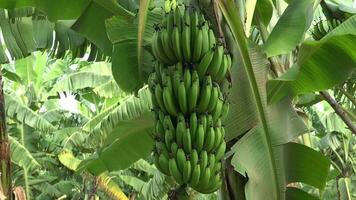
106 10 161 93
77 87 154 174
0 0 90 21
263 0 315 57
5 94 55 132
268 15 356 103
9 136 40 172
219 1 330 199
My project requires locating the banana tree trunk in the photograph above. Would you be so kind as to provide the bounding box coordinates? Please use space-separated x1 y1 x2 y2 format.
0 73 12 199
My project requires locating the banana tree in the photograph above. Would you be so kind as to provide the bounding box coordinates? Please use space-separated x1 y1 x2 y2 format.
0 0 355 199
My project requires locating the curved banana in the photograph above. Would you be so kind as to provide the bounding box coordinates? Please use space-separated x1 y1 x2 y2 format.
215 141 226 161
201 23 210 56
178 81 188 114
176 115 186 146
221 101 229 121
196 50 214 78
171 142 178 155
213 99 223 122
172 27 183 61
154 85 166 113
158 154 171 175
164 128 174 149
195 123 205 152
163 86 178 116
208 29 216 49
183 128 192 153
192 28 203 62
207 85 218 113
173 7 182 32
208 45 224 79
182 25 191 62
161 29 177 62
176 148 186 171
169 158 183 184
189 113 198 143
216 54 229 82
183 68 191 91
183 160 192 183
204 126 215 152
188 74 199 112
190 164 201 187
190 149 199 169
197 76 212 113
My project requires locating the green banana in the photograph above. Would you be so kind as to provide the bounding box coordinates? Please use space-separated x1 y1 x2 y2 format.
172 27 183 61
204 126 215 152
197 167 211 191
183 128 192 153
161 29 177 62
206 115 213 129
164 129 174 149
189 113 198 143
190 11 199 44
221 101 229 121
201 23 210 56
154 31 174 65
192 27 203 62
155 120 165 139
169 158 183 184
176 148 186 171
172 70 181 98
183 160 192 183
200 151 208 174
190 149 199 169
190 164 201 187
158 154 170 175
207 85 218 113
208 154 216 169
213 126 222 151
156 142 169 158
188 74 199 112
197 76 212 113
216 54 229 82
178 81 188 114
173 7 182 32
163 115 175 133
200 114 207 132
183 67 191 91
166 11 174 35
171 142 179 155
208 29 216 49
208 45 224 78
182 25 191 62
154 84 166 113
213 99 223 122
176 116 186 147
215 141 226 161
196 49 214 78
195 123 205 152
163 86 178 116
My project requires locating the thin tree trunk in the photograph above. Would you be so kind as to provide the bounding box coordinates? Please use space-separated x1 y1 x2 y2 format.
0 73 12 199
320 91 356 134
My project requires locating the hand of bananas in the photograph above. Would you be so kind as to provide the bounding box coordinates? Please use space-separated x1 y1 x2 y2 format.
149 5 231 194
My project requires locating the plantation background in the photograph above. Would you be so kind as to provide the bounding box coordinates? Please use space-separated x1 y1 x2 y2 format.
0 0 354 199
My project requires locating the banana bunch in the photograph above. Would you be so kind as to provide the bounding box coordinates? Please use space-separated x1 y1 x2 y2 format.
149 6 231 194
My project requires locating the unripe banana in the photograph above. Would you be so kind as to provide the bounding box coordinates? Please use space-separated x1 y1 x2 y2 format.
171 142 179 155
207 85 218 113
221 101 229 121
197 76 212 113
213 126 222 151
188 75 199 113
213 99 223 122
156 142 169 158
176 114 185 146
201 23 210 56
216 54 229 82
165 129 174 149
154 82 166 113
204 126 215 152
155 120 165 139
208 154 216 169
163 86 178 116
192 28 203 62
206 115 213 129
190 164 201 187
189 113 198 143
200 114 207 132
197 167 211 191
155 31 174 65
208 29 216 49
183 67 191 91
183 128 192 153
182 25 192 62
158 154 171 175
190 149 199 169
215 141 226 161
161 29 177 63
200 151 208 174
178 81 188 114
183 160 192 183
172 70 181 98
208 45 224 78
190 11 199 44
163 115 175 133
166 11 174 35
169 158 183 184
195 123 205 152
173 7 182 32
172 27 183 61
196 50 214 78
176 148 187 171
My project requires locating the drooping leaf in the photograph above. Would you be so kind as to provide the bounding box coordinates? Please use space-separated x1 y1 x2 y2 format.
9 136 40 172
268 15 356 103
77 87 154 174
0 0 90 21
58 150 81 171
5 94 55 132
106 11 161 93
263 0 315 57
219 1 330 199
